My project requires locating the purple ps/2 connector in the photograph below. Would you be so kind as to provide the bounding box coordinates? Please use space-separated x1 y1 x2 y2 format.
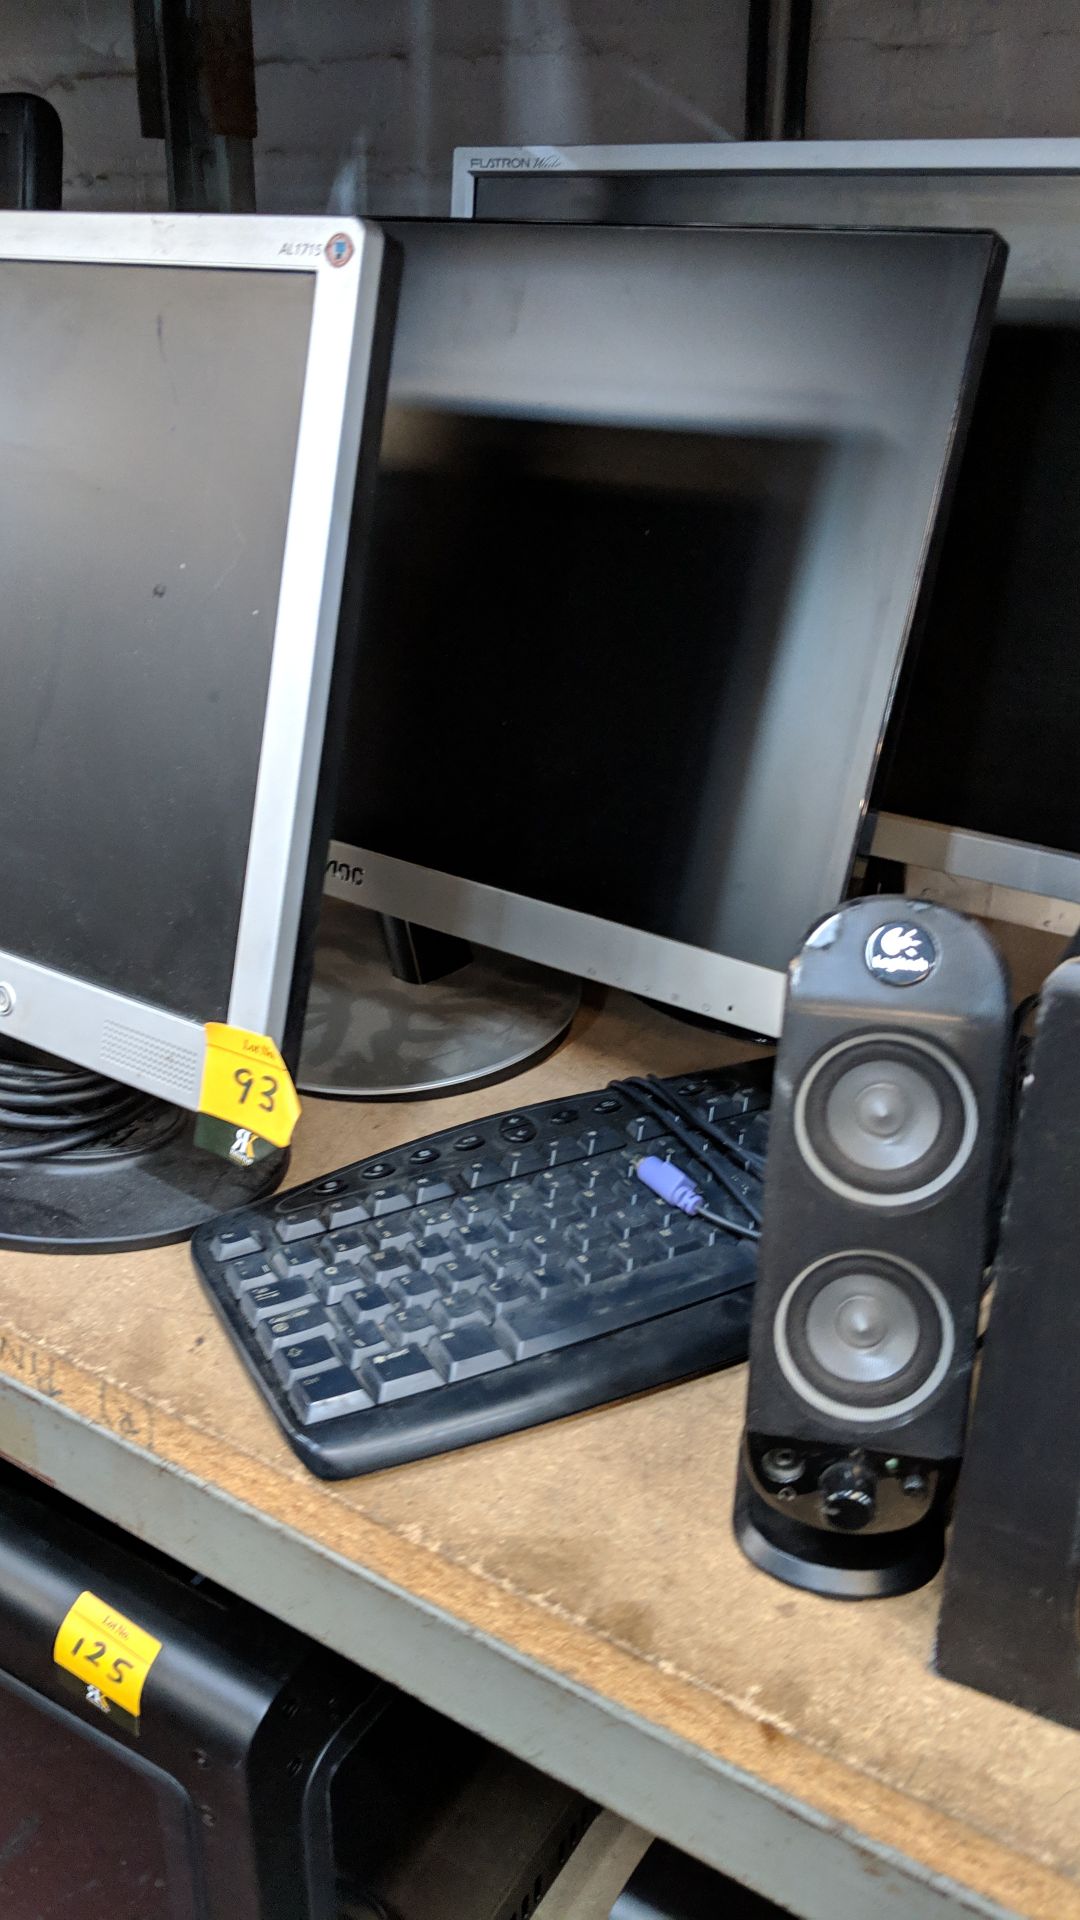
634 1154 704 1216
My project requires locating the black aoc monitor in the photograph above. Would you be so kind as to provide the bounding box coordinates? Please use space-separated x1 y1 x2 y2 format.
324 217 1003 1041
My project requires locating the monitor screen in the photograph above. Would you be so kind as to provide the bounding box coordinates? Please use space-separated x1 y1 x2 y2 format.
338 409 830 973
330 220 1001 1030
0 259 311 1023
878 317 1080 856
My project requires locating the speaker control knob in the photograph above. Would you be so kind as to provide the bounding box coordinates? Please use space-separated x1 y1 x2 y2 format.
818 1460 877 1531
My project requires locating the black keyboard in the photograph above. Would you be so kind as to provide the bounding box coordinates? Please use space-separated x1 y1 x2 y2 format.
191 1059 771 1478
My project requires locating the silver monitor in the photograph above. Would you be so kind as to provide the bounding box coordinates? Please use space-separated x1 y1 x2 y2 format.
327 218 1002 1038
0 213 389 1111
453 137 1080 914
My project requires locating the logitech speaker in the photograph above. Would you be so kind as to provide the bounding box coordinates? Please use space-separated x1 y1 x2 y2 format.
734 897 1010 1599
936 956 1080 1727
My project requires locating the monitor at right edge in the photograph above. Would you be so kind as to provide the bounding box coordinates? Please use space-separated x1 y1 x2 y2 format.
454 140 1080 904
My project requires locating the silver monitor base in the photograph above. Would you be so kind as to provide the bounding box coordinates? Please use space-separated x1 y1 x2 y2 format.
298 900 580 1099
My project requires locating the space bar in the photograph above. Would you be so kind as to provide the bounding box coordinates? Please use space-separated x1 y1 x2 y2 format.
492 1253 753 1361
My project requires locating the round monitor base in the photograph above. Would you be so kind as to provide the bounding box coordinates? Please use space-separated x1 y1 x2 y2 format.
0 1104 287 1254
733 1464 946 1600
298 902 580 1099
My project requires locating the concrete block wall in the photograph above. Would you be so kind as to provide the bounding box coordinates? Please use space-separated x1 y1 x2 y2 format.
810 0 1080 140
4 1 1080 216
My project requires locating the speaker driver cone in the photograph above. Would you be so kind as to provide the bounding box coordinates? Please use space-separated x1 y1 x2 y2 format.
794 1034 975 1205
774 1251 954 1422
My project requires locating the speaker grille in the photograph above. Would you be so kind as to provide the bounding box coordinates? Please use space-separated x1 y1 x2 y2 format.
100 1021 202 1103
774 1251 955 1423
793 1032 976 1206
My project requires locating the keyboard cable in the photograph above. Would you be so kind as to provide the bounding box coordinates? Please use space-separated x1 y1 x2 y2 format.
608 1075 763 1231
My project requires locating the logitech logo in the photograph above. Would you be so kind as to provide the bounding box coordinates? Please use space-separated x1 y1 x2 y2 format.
864 922 938 986
470 154 562 171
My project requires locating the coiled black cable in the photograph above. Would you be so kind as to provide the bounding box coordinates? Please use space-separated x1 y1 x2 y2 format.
0 1055 153 1163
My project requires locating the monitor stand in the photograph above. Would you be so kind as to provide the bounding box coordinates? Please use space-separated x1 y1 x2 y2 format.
298 900 580 1099
0 1040 286 1254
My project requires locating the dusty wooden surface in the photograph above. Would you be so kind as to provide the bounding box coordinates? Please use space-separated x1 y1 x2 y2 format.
1 976 1077 1920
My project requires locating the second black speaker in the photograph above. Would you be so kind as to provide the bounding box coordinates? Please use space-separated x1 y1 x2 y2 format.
735 897 1010 1598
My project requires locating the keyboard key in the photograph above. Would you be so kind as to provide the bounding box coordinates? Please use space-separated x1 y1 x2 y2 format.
242 1278 316 1324
579 1126 624 1157
438 1296 491 1330
225 1252 274 1298
366 1218 416 1254
385 1305 443 1346
312 1262 367 1307
339 1319 394 1364
493 1297 598 1360
415 1203 457 1236
627 1115 666 1143
546 1135 585 1167
275 1206 323 1243
364 1248 416 1286
617 1232 664 1267
464 1158 504 1190
368 1185 412 1217
210 1223 262 1262
256 1306 335 1355
493 1214 544 1248
325 1195 371 1230
415 1176 455 1205
452 1194 496 1228
289 1366 373 1425
340 1283 395 1325
324 1226 369 1266
271 1245 325 1283
655 1226 706 1259
504 1145 549 1178
526 1268 581 1302
272 1336 340 1388
392 1272 443 1311
480 1274 535 1313
360 1347 445 1402
450 1223 500 1259
426 1325 510 1382
414 1235 456 1275
437 1258 486 1296
567 1251 632 1287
